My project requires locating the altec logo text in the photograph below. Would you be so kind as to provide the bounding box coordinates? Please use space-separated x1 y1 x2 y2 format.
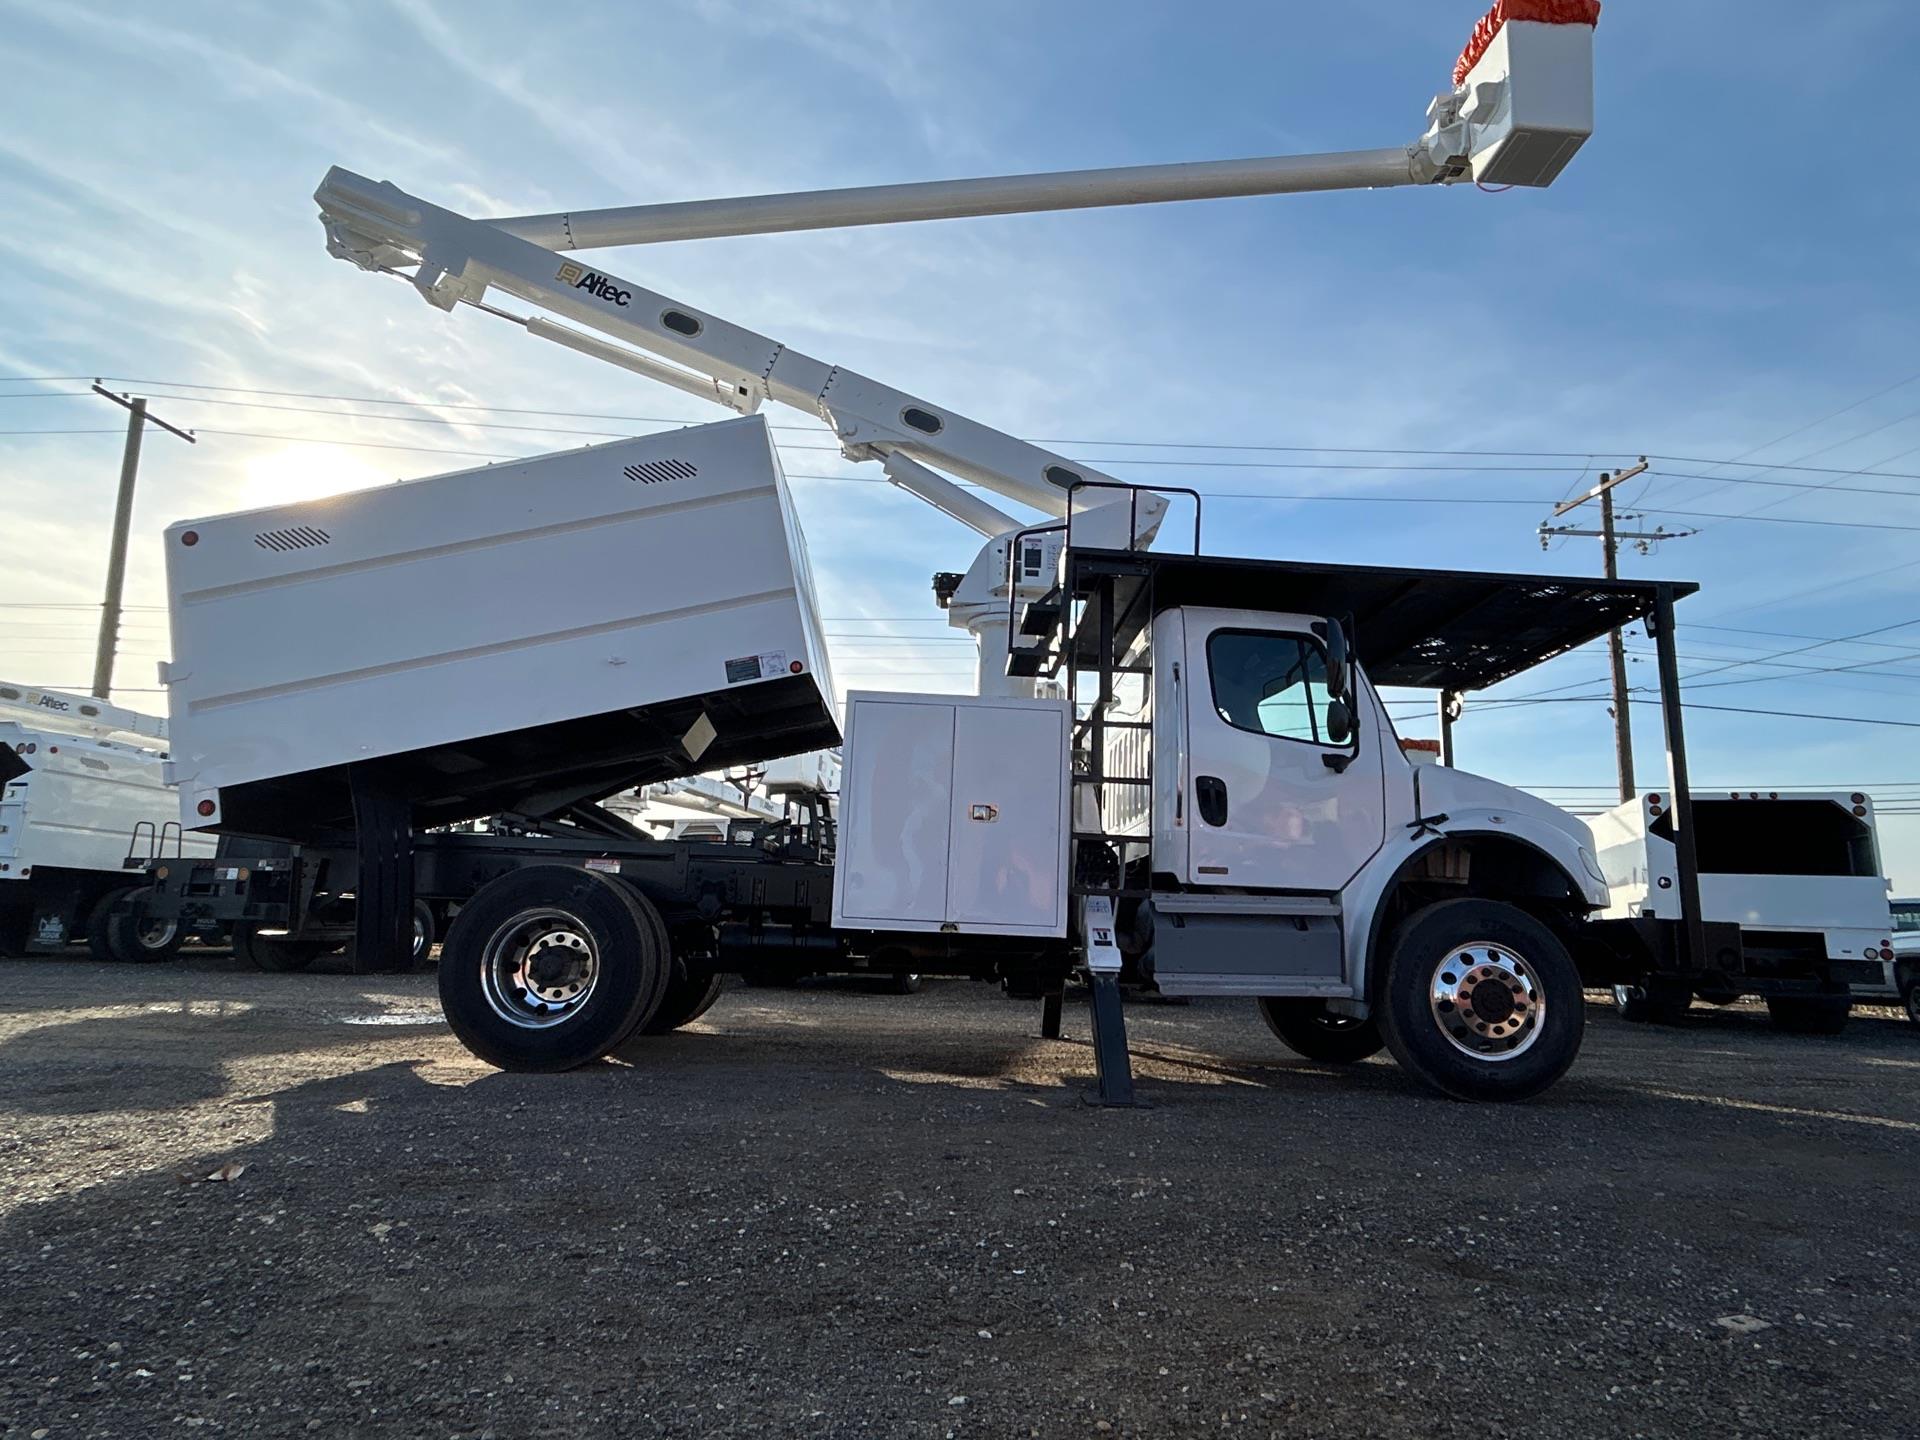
556 261 630 307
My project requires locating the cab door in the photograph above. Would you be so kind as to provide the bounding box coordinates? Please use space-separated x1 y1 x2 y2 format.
1180 608 1386 891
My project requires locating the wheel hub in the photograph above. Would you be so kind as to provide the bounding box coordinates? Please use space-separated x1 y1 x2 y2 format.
480 910 601 1029
1429 942 1545 1062
137 918 178 950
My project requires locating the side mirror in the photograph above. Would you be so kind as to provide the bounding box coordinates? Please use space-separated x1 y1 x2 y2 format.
1326 696 1354 746
1323 618 1352 702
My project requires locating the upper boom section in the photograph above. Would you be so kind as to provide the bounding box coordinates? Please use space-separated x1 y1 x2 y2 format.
493 149 1419 252
311 4 1595 538
490 6 1596 251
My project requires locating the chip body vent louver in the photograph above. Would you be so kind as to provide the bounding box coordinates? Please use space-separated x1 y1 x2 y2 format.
623 458 698 485
254 526 332 552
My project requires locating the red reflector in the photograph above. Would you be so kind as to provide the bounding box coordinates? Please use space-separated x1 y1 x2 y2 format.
181 530 199 547
789 660 804 674
196 799 216 817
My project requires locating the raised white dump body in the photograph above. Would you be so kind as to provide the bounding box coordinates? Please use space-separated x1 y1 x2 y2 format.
160 415 838 840
1591 791 1894 990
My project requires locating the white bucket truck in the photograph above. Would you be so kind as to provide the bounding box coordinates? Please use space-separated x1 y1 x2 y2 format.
145 4 1661 1100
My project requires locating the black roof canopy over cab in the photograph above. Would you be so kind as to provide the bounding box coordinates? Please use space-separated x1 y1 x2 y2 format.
1064 547 1698 695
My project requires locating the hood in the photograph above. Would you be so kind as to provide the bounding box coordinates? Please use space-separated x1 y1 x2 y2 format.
1417 764 1597 853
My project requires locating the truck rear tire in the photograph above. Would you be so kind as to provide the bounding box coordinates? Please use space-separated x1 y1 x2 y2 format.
232 923 334 972
1764 994 1851 1035
1256 998 1384 1063
87 886 184 964
1376 899 1584 1103
1611 976 1692 1025
1904 979 1919 1027
439 865 666 1071
638 972 725 1035
411 899 437 969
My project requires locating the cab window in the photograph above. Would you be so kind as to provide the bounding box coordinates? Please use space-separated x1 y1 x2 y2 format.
1207 629 1339 746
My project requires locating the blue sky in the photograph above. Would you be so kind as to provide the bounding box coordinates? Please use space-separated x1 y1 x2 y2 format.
5 1 1920 879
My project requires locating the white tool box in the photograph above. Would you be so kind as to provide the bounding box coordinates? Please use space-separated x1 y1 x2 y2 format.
832 691 1070 938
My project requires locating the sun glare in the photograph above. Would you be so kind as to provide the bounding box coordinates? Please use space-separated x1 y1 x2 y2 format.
239 445 397 510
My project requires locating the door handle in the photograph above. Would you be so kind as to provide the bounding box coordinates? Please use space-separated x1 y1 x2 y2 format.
1195 775 1229 827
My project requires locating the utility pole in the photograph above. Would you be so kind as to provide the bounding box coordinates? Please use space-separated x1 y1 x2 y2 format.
89 382 195 699
1539 458 1692 806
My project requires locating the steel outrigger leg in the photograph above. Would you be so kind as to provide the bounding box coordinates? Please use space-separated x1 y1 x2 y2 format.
1040 985 1065 1040
348 764 414 975
1079 895 1143 1106
1085 972 1140 1106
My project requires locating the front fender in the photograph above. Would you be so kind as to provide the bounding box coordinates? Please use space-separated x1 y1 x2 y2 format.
1342 813 1606 1001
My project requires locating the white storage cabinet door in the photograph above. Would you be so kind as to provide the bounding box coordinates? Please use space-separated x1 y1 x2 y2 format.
946 705 1067 931
836 701 956 925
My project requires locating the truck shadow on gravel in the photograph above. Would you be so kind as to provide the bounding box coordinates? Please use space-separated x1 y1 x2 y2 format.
0 1005 449 1117
4 1018 1917 1439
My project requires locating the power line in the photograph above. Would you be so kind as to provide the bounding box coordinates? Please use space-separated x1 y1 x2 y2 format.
14 373 1920 480
1471 694 1920 730
1652 368 1920 510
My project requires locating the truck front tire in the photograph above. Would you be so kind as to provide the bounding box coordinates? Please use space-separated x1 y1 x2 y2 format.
1764 994 1851 1035
1376 899 1585 1103
439 865 667 1071
1256 998 1385 1064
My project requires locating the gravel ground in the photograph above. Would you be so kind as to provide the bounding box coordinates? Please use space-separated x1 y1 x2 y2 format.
0 952 1915 1439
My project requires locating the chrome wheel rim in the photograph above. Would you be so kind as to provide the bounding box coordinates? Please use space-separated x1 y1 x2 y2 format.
1430 942 1545 1062
479 908 600 1030
137 917 178 951
412 912 430 960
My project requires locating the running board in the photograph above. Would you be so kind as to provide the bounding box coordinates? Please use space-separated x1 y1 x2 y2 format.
1151 892 1340 918
1156 975 1350 998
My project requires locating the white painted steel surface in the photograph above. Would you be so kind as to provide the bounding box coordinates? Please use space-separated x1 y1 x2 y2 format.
161 416 833 824
488 149 1425 251
1 720 215 881
1173 607 1387 892
833 692 1069 938
1457 20 1596 189
1591 793 1893 974
834 698 956 928
946 702 1070 931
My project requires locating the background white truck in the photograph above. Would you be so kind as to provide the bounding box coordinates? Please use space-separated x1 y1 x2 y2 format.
1587 790 1895 1033
0 682 215 960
